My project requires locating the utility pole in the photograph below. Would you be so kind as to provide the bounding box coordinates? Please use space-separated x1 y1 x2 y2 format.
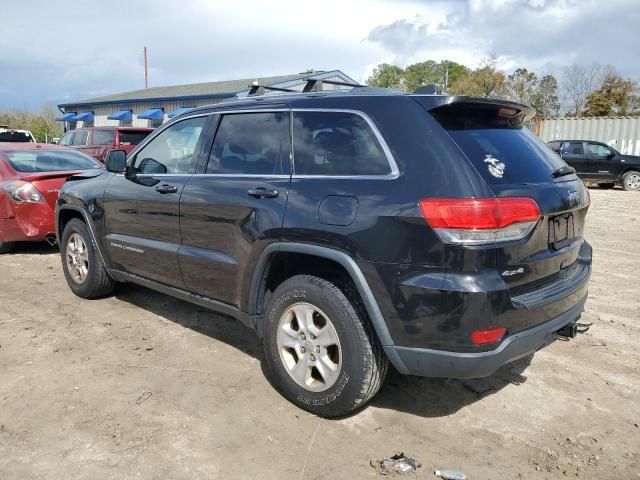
144 47 148 89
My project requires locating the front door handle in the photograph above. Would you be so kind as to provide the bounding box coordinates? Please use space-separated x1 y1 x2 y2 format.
156 184 178 194
248 187 279 199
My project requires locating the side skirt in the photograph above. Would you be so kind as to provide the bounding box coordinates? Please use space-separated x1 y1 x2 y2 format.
108 268 254 330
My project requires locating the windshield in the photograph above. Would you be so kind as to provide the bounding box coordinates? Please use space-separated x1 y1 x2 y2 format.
118 131 151 146
4 149 103 172
0 131 34 143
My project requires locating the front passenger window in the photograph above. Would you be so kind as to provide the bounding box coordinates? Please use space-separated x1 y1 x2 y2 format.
134 116 207 175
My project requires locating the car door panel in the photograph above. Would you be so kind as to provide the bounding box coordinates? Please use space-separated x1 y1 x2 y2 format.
586 142 617 181
102 115 211 288
561 141 590 178
178 109 291 308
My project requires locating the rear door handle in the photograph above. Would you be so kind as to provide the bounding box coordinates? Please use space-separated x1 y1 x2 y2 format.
248 187 279 199
155 184 178 194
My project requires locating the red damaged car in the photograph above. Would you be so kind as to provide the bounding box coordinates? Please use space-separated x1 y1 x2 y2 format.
0 143 103 253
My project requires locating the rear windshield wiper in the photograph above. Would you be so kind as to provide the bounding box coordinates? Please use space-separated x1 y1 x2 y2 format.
552 165 576 178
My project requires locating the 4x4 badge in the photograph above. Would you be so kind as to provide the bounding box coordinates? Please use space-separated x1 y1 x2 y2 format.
484 155 505 178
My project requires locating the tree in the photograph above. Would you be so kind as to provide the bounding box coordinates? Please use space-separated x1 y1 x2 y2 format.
531 74 561 117
449 56 506 98
0 105 63 142
404 60 470 92
583 73 640 116
507 68 538 105
561 63 613 117
367 63 406 90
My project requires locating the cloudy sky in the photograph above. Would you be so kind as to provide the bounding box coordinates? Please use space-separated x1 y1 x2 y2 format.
1 0 639 110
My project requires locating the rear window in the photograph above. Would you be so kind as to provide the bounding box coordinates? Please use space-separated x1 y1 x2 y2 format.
431 104 567 184
4 150 102 172
92 130 115 146
0 131 34 143
118 130 151 146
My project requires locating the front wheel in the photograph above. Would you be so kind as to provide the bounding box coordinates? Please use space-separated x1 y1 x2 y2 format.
263 274 388 417
61 219 115 298
622 171 640 191
0 241 15 254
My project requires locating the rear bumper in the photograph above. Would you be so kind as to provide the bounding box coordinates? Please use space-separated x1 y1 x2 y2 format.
384 294 587 378
0 204 55 243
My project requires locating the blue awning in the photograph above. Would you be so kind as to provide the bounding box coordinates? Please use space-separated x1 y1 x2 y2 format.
55 112 77 122
107 110 132 121
138 108 164 120
71 112 94 122
168 107 194 119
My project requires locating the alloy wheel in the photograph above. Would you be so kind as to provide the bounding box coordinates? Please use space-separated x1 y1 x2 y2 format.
276 302 342 392
66 233 89 284
625 173 640 190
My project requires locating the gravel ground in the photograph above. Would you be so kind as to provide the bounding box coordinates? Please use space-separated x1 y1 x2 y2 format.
0 188 638 479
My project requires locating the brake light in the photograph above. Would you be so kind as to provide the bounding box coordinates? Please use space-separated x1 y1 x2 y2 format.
2 180 45 203
419 197 541 245
471 327 506 345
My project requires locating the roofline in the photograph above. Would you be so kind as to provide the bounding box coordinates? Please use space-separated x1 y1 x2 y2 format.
58 69 358 110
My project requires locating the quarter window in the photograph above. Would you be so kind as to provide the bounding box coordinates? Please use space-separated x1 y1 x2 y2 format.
133 116 207 175
206 112 291 175
292 111 391 176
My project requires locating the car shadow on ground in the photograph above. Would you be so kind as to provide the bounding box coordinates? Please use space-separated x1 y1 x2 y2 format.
113 282 533 418
7 241 59 255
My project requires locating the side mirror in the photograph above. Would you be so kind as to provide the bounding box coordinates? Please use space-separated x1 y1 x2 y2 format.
105 150 127 173
608 152 616 160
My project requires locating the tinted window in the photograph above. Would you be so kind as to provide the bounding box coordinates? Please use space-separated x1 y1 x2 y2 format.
562 142 584 155
119 130 152 146
92 130 115 146
134 116 206 175
72 130 88 146
0 131 34 142
587 143 611 157
207 112 290 175
292 111 390 176
5 150 102 172
59 132 74 146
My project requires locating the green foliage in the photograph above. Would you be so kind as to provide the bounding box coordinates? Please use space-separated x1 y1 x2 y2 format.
583 74 640 116
0 105 62 142
367 60 470 92
449 57 506 98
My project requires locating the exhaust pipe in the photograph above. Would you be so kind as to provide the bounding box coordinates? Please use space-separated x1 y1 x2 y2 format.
45 235 58 247
556 322 578 339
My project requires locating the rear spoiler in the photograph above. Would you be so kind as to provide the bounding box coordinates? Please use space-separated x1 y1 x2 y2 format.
413 95 536 124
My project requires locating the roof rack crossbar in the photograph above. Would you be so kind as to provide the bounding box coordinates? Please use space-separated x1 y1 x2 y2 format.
248 84 298 96
310 78 364 88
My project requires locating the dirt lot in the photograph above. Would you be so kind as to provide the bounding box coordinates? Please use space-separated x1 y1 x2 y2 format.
1 189 639 480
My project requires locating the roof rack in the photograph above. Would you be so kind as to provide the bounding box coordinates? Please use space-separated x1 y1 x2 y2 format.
247 76 365 96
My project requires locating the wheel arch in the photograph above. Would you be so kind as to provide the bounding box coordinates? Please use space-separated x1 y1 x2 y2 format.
56 205 109 268
248 243 395 348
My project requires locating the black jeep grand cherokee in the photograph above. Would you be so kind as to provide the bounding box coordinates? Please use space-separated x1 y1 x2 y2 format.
56 89 591 417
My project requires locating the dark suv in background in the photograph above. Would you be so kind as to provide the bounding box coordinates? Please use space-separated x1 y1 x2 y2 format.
55 89 591 417
548 139 640 191
58 126 153 163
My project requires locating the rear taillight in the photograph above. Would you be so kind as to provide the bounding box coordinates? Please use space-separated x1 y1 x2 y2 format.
419 197 541 245
2 180 45 203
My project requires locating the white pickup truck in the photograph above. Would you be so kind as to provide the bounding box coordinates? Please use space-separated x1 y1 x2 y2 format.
0 126 37 143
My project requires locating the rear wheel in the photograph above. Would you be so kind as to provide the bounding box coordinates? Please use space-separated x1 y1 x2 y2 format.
0 241 15 254
622 171 640 191
61 219 115 298
597 183 616 189
263 274 388 417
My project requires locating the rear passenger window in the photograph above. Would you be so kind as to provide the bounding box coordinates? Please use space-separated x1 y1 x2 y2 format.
292 111 391 176
93 130 115 146
71 130 88 146
562 142 584 155
206 112 290 175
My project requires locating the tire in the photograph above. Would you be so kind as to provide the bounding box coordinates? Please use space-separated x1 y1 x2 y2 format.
60 218 115 298
621 171 640 191
263 274 388 417
597 183 616 189
0 241 15 254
